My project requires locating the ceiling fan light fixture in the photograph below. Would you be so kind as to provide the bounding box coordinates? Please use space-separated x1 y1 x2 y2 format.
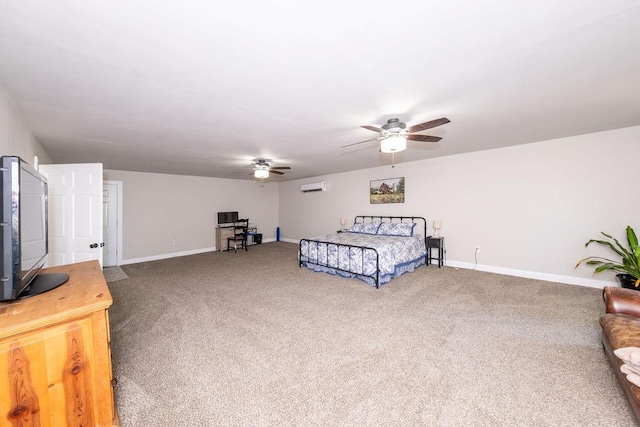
380 134 407 153
254 168 269 179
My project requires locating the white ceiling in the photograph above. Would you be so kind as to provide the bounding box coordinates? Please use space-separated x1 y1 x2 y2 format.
1 1 639 181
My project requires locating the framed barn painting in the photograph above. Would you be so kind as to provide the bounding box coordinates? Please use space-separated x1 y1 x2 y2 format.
370 177 405 204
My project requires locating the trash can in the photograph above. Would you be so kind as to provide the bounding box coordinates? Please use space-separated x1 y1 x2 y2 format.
254 233 263 244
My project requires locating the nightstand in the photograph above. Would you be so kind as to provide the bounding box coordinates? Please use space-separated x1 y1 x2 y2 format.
426 236 444 267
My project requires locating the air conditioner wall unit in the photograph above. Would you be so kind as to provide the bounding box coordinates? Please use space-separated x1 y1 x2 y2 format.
300 181 327 193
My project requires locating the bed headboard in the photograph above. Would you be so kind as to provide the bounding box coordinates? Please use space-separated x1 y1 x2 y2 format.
353 216 427 239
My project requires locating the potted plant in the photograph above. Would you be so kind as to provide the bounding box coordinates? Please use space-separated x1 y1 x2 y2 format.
575 226 640 289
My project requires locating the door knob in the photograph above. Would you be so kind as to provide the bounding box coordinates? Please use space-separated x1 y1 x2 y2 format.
89 243 98 249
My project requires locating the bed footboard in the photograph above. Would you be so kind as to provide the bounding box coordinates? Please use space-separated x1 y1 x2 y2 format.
299 239 381 288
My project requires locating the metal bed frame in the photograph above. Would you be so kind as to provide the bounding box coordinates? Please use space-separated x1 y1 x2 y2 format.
299 216 427 288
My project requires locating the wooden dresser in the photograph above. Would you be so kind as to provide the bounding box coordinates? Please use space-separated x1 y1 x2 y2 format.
0 260 118 427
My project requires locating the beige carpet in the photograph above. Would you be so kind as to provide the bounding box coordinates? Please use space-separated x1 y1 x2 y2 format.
107 242 635 426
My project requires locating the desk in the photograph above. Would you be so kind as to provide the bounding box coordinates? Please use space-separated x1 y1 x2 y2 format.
426 236 444 267
216 224 258 251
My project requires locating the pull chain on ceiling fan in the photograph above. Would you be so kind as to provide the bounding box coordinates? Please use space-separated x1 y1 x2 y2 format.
343 117 450 153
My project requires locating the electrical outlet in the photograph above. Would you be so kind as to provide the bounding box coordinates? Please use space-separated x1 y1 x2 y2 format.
172 239 177 245
474 246 480 253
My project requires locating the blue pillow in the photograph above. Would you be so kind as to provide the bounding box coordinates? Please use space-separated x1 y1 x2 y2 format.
346 222 381 235
377 222 416 237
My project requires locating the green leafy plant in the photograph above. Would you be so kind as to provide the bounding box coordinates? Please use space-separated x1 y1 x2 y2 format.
575 226 640 287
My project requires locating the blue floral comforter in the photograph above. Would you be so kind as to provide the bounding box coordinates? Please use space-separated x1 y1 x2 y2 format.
299 232 427 286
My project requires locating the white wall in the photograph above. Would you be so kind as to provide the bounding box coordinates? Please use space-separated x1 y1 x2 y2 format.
3 72 636 287
103 169 279 263
280 126 640 287
0 83 51 163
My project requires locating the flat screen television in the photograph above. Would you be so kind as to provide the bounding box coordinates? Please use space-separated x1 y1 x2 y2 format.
217 211 238 225
0 156 68 301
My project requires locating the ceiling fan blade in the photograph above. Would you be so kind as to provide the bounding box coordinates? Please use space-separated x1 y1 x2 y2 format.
361 125 382 133
341 137 379 148
407 134 442 142
408 117 450 133
270 166 291 170
269 170 285 175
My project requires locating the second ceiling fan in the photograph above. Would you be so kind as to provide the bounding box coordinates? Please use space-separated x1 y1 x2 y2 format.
343 117 450 153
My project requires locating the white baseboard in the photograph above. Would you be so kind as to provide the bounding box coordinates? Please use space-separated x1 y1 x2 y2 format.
119 242 614 289
121 247 215 265
445 260 614 289
278 238 611 288
120 239 283 265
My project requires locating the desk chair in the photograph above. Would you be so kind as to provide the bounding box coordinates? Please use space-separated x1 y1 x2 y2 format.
227 218 249 253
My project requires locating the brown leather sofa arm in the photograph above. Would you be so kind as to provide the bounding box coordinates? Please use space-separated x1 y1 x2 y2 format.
603 286 640 317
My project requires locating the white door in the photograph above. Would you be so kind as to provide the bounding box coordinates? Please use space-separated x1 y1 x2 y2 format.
103 181 121 267
40 163 103 268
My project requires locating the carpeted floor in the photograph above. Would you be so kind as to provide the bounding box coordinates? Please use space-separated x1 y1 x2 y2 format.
103 266 129 282
107 242 635 426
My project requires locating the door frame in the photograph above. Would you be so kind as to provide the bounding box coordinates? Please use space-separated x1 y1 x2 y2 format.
104 180 123 266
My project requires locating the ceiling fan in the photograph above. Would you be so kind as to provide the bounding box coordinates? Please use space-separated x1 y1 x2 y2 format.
252 159 291 179
342 117 450 153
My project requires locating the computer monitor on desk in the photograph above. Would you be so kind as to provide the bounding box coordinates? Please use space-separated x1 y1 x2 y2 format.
217 211 238 226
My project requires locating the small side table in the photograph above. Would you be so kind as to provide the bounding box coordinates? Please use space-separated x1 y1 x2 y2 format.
426 236 444 268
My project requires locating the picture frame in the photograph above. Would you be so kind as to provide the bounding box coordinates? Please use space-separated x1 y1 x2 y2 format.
370 177 405 204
